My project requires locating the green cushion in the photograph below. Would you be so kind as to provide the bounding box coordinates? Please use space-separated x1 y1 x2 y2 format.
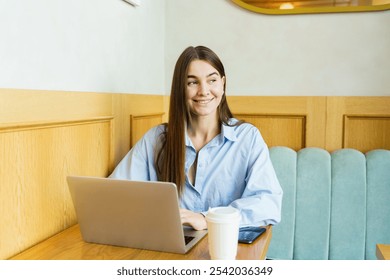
365 149 390 260
268 147 297 260
294 148 331 260
329 149 366 259
268 147 390 260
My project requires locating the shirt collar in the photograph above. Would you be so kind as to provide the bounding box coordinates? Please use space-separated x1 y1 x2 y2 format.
221 121 238 142
185 119 238 148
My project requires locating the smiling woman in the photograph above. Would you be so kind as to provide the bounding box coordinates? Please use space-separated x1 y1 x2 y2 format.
231 0 390 14
109 46 283 231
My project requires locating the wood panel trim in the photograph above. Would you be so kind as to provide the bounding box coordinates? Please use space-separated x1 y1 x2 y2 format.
130 112 165 120
326 97 390 151
0 116 114 133
342 114 390 151
110 94 166 168
235 113 307 150
234 113 307 144
235 113 305 118
0 88 113 124
344 114 390 119
130 113 165 147
228 96 327 149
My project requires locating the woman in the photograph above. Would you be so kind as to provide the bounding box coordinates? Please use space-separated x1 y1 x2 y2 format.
110 46 283 230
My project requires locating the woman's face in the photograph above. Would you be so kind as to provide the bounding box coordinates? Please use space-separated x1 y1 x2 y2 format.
185 60 225 119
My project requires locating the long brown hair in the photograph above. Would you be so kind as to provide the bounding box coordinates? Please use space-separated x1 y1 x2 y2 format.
156 46 236 195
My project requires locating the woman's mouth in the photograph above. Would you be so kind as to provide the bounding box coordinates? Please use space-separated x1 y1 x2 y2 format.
194 98 213 104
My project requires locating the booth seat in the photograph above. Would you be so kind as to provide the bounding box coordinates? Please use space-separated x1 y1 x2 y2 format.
267 147 390 260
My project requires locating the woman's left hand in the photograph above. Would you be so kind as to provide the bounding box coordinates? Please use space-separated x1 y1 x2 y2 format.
180 208 207 230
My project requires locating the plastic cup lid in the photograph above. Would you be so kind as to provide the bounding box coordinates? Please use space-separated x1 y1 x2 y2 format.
205 206 241 223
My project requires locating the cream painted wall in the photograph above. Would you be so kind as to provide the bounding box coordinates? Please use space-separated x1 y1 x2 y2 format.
165 0 390 96
0 0 165 94
1 0 388 96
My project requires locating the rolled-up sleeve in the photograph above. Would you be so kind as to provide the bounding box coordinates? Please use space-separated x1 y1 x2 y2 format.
229 129 283 226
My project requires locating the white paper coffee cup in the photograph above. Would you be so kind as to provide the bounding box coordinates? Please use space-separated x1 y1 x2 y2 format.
205 206 241 260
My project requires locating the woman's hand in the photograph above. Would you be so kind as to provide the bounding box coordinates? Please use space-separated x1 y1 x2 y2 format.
180 208 207 230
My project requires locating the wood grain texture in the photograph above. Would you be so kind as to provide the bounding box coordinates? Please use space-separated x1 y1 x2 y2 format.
326 97 390 152
228 96 327 150
0 89 112 123
130 113 164 147
376 244 390 260
235 113 306 150
0 89 166 259
0 118 112 259
343 115 390 153
9 224 272 260
228 96 390 152
110 94 166 168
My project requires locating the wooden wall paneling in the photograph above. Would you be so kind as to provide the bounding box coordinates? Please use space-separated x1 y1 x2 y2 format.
2 89 388 260
325 97 345 152
0 89 113 123
343 115 390 153
234 113 306 151
0 118 112 260
130 113 165 147
0 89 168 259
163 95 170 123
110 94 166 169
228 96 327 150
304 97 327 149
111 94 131 171
326 97 390 152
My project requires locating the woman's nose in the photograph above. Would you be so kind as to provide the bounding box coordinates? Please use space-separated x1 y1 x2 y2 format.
198 82 210 96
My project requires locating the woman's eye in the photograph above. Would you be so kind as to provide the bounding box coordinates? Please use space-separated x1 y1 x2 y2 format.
188 81 198 86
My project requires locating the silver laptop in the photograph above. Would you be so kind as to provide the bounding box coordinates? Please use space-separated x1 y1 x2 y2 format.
67 176 207 254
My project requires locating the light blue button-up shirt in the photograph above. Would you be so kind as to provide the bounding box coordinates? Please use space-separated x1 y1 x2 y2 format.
110 119 283 227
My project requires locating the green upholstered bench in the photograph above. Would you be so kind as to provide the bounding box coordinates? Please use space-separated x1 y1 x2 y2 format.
267 147 390 260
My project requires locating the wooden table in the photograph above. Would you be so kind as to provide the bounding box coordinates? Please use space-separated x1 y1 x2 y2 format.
376 244 390 260
10 224 272 260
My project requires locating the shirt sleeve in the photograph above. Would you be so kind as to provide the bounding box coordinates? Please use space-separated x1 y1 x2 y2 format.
229 127 283 227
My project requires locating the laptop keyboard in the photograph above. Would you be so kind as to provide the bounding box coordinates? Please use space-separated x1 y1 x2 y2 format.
184 235 195 245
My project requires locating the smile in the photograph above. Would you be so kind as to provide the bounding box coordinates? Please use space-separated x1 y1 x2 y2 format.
194 98 214 104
